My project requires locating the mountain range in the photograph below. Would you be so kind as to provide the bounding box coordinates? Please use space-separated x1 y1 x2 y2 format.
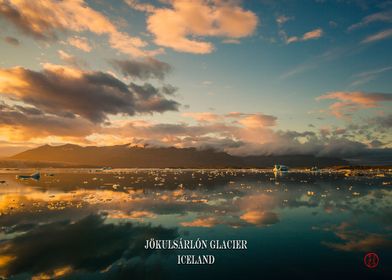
7 144 349 168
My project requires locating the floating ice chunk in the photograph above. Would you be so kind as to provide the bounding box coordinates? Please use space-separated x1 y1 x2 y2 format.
17 172 40 180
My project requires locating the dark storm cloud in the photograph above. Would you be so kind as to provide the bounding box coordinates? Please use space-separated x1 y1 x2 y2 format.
0 65 180 123
110 57 172 80
3 36 20 46
0 215 178 278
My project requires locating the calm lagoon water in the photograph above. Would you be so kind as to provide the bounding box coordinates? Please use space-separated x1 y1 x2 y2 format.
0 168 391 279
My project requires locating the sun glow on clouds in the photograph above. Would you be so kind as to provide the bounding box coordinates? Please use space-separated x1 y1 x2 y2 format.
0 0 390 159
0 60 179 146
0 0 160 56
183 112 277 127
302 28 323 40
138 0 258 53
317 91 392 118
282 28 324 44
0 64 179 123
240 211 279 226
67 36 92 52
181 217 217 228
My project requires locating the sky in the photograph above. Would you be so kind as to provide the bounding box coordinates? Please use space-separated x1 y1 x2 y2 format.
0 0 391 161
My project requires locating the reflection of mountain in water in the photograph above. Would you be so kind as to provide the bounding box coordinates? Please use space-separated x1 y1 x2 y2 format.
9 144 348 168
0 214 177 279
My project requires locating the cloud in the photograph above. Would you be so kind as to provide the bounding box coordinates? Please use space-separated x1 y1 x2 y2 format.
361 28 392 43
3 36 19 46
101 121 225 142
183 112 221 122
285 36 299 43
316 138 368 157
58 50 87 68
237 114 277 128
58 50 73 61
222 38 241 44
1 101 389 160
276 15 293 25
240 211 279 226
67 36 91 52
0 100 389 160
280 47 346 79
350 66 392 87
302 28 323 40
124 0 156 13
282 28 323 44
105 210 156 220
0 0 159 56
144 0 258 54
181 217 217 227
348 10 392 31
97 114 386 159
322 223 392 252
128 83 179 113
183 112 277 127
0 102 96 140
110 57 171 80
0 215 178 278
329 20 338 28
369 139 384 148
369 114 392 128
0 64 180 123
325 232 392 252
79 107 392 160
316 91 392 118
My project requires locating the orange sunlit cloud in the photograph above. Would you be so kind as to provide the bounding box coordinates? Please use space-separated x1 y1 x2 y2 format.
0 0 159 56
317 91 392 118
143 0 258 53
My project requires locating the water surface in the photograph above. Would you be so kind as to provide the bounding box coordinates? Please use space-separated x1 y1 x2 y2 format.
0 168 391 279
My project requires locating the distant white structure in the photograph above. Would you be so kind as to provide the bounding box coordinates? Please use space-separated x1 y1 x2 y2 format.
273 164 289 172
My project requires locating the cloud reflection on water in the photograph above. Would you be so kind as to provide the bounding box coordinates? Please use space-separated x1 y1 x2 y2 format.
0 214 177 279
0 169 391 278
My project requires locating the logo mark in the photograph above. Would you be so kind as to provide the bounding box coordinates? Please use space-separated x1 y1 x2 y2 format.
364 252 379 269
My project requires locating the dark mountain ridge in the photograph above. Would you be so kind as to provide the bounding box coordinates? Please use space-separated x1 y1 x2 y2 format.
9 144 349 168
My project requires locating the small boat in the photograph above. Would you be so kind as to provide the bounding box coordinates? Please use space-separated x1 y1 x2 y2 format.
16 172 41 180
273 164 289 172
